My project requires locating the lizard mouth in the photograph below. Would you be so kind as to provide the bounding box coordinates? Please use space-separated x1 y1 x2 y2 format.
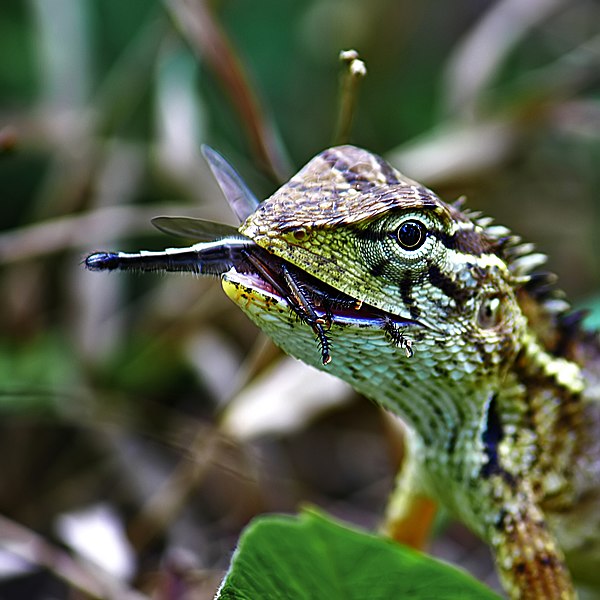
85 234 423 366
225 244 423 364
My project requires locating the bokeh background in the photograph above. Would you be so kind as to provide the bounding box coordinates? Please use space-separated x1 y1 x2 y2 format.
1 0 599 598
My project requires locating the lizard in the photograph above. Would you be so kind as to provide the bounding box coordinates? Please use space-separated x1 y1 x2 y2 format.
86 145 600 599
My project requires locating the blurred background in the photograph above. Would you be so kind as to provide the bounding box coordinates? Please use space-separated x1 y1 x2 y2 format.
1 0 599 598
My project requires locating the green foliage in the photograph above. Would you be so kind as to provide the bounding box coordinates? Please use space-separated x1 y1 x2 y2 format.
0 332 79 414
217 509 501 600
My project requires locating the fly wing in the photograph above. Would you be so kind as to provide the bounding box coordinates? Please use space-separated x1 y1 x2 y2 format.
151 216 242 241
201 145 260 222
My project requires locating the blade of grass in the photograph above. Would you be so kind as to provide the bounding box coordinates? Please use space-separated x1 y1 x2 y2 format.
164 0 292 183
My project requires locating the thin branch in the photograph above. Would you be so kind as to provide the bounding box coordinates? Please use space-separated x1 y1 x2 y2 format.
0 125 18 153
164 0 292 183
0 204 194 265
387 34 600 185
127 428 221 551
0 514 149 600
442 0 569 117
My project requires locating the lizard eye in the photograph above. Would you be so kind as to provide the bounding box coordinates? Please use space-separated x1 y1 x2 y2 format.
396 220 426 250
477 296 502 329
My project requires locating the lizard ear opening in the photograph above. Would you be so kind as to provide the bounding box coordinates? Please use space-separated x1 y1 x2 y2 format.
477 295 503 329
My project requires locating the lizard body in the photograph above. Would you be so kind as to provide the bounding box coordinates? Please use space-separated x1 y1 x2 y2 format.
86 145 600 598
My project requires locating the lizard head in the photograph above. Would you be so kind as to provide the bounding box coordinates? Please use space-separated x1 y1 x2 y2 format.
222 146 530 423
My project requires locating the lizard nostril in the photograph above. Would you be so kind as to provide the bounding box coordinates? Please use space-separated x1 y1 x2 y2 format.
291 227 309 241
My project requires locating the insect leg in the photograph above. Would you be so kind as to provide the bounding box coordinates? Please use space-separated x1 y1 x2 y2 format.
282 266 332 365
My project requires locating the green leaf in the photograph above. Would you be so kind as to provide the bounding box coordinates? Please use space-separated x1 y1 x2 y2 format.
216 508 501 600
0 332 79 414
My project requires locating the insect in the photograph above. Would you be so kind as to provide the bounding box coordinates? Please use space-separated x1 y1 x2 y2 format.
86 146 417 366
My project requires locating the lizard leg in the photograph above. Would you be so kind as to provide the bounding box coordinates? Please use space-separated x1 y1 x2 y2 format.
382 489 437 549
487 483 576 599
380 431 436 549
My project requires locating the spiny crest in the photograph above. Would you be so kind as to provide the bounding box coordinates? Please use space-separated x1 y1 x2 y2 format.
467 209 592 358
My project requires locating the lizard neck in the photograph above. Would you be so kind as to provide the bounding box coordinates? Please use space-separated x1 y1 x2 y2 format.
506 331 586 507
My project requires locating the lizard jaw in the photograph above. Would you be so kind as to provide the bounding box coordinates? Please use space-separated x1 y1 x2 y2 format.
221 261 426 365
223 268 423 328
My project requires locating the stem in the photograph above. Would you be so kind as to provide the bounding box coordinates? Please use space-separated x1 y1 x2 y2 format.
164 0 292 183
333 49 367 145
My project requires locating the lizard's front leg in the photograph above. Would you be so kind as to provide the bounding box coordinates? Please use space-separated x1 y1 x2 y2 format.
485 478 575 599
382 442 576 598
380 427 437 549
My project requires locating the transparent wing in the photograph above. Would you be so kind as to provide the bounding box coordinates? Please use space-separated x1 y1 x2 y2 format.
201 145 260 222
151 216 242 241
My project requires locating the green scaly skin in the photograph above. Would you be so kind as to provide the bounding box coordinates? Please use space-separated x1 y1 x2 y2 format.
86 144 600 598
219 146 600 599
